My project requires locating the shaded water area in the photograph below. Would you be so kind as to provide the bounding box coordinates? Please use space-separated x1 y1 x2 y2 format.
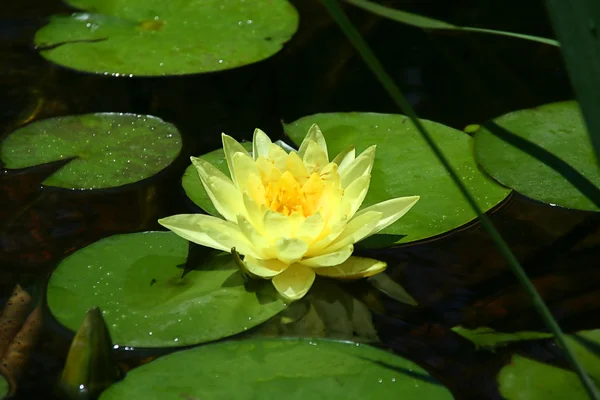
1 0 598 398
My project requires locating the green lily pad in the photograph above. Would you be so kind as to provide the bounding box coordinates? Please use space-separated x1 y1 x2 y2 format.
452 326 553 349
0 375 9 399
498 330 600 399
0 113 182 190
474 101 600 211
47 231 286 348
284 113 511 245
35 0 299 76
567 329 600 382
499 355 590 400
100 338 453 399
182 141 253 214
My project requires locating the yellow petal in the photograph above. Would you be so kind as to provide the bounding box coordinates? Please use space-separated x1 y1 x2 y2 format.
272 263 316 301
300 244 353 268
244 172 266 206
231 152 259 191
340 145 376 189
295 212 325 243
284 151 310 185
256 156 282 185
243 256 288 278
275 237 309 264
222 133 251 186
315 162 343 224
332 144 356 172
243 193 266 232
236 215 274 259
268 144 288 171
319 211 381 253
298 124 328 160
252 128 272 160
263 210 292 240
301 172 324 216
314 256 386 280
158 214 258 257
354 196 420 237
340 174 371 220
302 140 329 174
191 157 243 222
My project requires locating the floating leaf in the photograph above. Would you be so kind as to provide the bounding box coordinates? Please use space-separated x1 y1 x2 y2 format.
284 113 510 245
452 326 553 349
47 231 286 348
499 355 591 400
100 338 452 399
182 142 253 214
567 330 600 383
0 113 182 190
475 101 600 211
59 308 121 400
346 0 559 46
35 0 299 76
498 330 600 399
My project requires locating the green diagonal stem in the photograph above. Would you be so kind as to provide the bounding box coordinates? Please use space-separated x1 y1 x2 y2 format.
321 1 599 398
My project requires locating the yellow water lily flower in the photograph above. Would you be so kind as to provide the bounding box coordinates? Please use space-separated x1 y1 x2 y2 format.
159 125 419 301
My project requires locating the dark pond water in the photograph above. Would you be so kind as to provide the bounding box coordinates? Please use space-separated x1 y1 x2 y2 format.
1 0 598 399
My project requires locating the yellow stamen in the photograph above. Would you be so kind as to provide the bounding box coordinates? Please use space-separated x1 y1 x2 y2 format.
264 171 323 217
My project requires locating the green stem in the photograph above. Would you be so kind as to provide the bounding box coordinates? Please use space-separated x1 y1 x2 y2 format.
321 1 599 398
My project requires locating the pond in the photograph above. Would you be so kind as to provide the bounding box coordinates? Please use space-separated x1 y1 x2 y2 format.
1 0 599 399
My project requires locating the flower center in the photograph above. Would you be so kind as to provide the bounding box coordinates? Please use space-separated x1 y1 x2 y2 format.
264 171 322 216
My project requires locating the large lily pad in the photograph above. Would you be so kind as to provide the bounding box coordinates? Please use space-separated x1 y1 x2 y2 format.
474 101 600 211
47 231 286 348
0 113 181 190
35 0 299 76
284 113 511 245
100 338 452 399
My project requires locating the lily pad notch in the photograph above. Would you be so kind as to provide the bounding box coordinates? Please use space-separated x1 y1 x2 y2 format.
0 113 183 190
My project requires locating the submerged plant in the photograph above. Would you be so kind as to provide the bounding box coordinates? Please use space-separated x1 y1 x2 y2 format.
159 125 419 300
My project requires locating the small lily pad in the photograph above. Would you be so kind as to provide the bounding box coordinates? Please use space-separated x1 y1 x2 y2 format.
452 326 553 349
182 141 253 214
0 113 182 190
46 231 286 348
284 113 511 245
35 0 299 76
474 101 600 211
99 338 453 400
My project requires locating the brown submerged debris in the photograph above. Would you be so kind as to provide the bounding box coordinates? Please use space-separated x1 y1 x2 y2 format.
0 285 43 396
